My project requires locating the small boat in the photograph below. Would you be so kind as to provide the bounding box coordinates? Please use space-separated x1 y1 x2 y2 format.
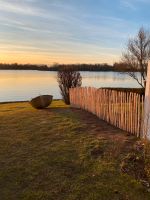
30 95 53 109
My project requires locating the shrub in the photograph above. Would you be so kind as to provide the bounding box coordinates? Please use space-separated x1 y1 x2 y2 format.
57 68 82 104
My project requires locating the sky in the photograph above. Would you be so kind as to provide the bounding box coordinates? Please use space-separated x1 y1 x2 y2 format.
0 0 150 65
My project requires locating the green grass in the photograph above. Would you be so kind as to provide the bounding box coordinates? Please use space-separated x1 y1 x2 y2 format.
0 100 150 200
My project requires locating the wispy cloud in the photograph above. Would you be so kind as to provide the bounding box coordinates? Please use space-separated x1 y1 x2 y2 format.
120 0 137 10
0 0 148 64
120 0 150 10
0 0 43 16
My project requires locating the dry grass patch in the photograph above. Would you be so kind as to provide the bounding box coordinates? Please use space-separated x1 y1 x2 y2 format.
0 100 150 200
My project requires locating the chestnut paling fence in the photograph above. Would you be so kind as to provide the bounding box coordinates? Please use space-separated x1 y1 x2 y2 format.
69 87 144 137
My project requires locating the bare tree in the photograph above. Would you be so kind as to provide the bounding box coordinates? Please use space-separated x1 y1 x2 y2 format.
57 68 82 104
122 27 150 88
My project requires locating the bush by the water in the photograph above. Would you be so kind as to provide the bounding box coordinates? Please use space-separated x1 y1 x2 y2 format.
57 68 82 104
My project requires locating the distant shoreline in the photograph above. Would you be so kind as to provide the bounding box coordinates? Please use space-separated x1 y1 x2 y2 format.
0 100 28 104
0 63 142 72
0 68 116 72
0 69 141 73
0 99 61 104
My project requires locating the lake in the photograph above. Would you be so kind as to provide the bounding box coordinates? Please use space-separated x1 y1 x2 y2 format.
0 70 141 102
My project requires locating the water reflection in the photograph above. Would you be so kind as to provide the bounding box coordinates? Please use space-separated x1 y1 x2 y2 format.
0 70 140 102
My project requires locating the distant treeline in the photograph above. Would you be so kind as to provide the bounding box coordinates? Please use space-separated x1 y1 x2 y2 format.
0 63 49 71
54 63 114 71
0 62 142 72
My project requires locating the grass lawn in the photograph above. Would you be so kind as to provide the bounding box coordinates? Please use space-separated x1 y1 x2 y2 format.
0 100 150 200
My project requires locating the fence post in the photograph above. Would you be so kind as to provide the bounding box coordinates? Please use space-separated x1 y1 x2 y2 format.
143 61 150 139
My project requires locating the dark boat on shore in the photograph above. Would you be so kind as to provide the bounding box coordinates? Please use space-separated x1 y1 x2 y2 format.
30 95 53 109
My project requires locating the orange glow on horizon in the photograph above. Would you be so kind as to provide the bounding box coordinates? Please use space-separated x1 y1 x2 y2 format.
0 51 119 65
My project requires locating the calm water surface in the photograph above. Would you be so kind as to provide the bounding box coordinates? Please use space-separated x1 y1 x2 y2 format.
0 70 140 102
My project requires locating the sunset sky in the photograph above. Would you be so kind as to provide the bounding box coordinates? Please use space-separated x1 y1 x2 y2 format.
0 0 149 65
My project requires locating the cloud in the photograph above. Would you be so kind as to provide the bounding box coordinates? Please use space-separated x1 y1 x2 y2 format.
120 0 150 10
0 0 43 16
0 0 142 64
120 0 137 10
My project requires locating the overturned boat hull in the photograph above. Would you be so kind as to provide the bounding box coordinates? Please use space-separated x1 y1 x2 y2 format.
30 95 53 109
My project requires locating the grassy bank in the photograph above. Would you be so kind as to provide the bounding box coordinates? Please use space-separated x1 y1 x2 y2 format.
0 100 150 200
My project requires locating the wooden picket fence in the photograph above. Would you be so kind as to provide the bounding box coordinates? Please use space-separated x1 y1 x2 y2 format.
69 87 144 137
